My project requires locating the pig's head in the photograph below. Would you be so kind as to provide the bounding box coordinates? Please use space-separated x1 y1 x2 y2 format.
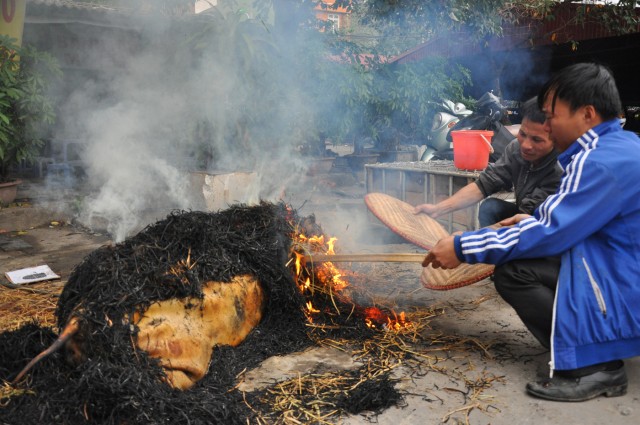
52 205 305 392
132 274 264 389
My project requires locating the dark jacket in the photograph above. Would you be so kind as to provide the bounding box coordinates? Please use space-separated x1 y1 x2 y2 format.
475 138 562 214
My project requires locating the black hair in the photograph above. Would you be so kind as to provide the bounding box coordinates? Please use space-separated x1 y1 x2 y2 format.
537 62 622 121
520 96 546 124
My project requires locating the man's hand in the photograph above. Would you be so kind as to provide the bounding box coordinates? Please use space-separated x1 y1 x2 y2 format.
413 203 440 217
421 235 462 269
497 213 531 227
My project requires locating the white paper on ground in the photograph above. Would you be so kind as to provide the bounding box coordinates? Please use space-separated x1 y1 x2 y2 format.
4 265 60 285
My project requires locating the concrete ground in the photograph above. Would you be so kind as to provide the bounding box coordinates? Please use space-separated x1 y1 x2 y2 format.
1 170 638 425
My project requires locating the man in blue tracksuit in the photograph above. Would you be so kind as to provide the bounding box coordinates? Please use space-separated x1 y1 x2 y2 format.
422 63 640 402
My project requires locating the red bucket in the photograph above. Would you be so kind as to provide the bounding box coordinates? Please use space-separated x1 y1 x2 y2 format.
451 130 494 170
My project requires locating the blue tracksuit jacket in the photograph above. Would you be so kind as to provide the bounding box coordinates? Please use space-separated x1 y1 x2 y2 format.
453 119 640 372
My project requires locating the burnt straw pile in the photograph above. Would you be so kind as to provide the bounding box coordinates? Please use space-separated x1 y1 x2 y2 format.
0 202 400 424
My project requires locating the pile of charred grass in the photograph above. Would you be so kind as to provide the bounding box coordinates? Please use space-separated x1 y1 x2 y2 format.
249 368 402 424
0 202 308 424
0 202 505 424
0 202 397 424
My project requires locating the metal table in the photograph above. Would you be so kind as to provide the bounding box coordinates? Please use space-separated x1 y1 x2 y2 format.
365 160 482 233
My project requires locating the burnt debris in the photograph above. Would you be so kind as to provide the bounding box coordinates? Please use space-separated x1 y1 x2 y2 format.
0 202 401 425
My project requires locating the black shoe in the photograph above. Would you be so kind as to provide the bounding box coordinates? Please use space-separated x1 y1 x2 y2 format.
526 366 628 402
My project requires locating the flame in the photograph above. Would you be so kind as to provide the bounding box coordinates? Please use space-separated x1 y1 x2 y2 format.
362 307 411 331
314 261 348 292
363 307 387 328
292 231 348 294
290 223 409 330
294 252 303 277
306 301 320 314
387 310 410 332
326 237 337 255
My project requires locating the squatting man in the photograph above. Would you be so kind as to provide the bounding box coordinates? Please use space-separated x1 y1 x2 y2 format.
421 62 640 402
414 96 562 227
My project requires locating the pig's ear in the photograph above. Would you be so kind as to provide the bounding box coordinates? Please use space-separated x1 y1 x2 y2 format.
13 316 81 384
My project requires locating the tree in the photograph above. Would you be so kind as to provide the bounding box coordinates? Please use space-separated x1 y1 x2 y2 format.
326 1 638 99
0 36 61 182
333 0 639 42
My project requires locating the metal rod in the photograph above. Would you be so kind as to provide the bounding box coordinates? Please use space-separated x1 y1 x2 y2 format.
303 253 427 263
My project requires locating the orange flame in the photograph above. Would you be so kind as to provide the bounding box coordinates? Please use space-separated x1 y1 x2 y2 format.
326 237 337 255
294 252 303 277
291 227 409 329
306 301 320 314
363 307 410 331
292 232 348 294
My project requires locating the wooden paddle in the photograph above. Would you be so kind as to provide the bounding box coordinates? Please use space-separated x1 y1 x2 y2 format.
303 253 426 263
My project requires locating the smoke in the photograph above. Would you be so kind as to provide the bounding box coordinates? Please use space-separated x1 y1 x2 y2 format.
47 8 319 241
39 3 546 244
58 42 194 240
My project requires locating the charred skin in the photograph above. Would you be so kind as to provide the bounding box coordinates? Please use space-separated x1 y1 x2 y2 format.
12 205 297 389
132 274 264 390
14 275 264 391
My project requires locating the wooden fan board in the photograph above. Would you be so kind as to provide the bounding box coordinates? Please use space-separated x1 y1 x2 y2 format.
364 192 494 290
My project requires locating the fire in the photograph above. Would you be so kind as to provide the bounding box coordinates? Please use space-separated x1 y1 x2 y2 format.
292 232 348 294
306 301 320 314
291 230 349 323
294 252 303 277
363 307 387 328
363 307 410 331
290 223 409 331
314 262 348 292
326 237 337 254
387 310 410 331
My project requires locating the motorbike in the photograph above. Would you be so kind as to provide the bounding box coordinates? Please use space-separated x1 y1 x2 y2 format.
420 99 472 162
421 92 516 163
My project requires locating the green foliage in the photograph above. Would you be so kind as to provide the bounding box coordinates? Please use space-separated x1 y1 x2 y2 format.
291 34 471 150
570 1 640 35
179 3 301 164
335 0 640 44
0 36 61 181
179 1 473 157
372 58 471 144
67 0 639 162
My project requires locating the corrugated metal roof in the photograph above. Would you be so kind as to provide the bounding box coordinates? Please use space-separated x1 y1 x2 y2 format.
27 0 198 21
25 1 131 28
29 0 119 12
25 1 200 27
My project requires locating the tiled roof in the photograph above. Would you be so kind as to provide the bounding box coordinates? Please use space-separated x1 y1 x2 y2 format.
391 3 640 64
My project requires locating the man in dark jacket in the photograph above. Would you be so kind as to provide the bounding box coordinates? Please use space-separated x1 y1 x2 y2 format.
414 97 562 227
423 63 640 402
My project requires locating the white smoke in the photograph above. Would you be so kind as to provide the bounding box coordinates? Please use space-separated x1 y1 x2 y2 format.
49 10 312 241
